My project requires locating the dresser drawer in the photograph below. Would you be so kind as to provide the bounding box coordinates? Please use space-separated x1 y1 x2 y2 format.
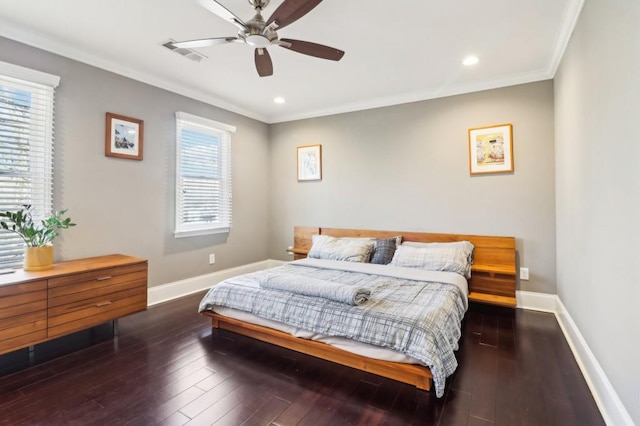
47 263 148 338
47 291 147 338
48 265 147 305
0 280 48 355
48 263 147 291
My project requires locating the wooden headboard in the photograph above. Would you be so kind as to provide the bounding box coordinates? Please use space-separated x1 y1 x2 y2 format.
289 226 517 308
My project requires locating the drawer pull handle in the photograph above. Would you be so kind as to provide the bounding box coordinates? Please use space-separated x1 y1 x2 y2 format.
96 276 113 281
96 301 112 307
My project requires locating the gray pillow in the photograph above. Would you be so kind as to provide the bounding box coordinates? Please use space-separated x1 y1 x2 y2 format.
370 237 397 264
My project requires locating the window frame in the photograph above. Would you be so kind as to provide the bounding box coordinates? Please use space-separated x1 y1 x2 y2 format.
0 61 59 268
174 111 235 239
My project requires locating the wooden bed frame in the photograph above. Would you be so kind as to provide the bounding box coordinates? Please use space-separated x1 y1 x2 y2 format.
202 226 516 392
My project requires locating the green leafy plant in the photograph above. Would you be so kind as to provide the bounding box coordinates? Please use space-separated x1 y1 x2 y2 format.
0 205 75 247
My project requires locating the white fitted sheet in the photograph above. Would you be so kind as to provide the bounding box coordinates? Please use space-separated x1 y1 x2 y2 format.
213 306 424 365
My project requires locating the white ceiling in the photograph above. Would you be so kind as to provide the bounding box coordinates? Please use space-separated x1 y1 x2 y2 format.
0 0 582 123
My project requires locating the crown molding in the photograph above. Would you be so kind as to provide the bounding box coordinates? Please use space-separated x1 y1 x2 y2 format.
0 18 268 123
546 0 585 76
269 70 553 123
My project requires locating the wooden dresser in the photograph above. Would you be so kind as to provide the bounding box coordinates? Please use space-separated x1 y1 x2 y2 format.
0 254 148 356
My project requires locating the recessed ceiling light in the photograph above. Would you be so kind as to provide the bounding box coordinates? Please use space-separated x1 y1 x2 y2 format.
463 55 479 66
273 96 285 104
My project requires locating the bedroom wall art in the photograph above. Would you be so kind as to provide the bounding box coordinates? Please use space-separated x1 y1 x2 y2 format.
105 112 144 161
468 123 513 174
297 144 322 181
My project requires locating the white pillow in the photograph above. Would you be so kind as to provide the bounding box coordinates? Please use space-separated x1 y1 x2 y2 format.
401 241 474 277
390 244 472 277
308 235 374 262
402 240 474 256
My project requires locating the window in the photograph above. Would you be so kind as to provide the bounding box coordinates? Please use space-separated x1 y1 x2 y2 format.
0 61 59 267
175 112 234 238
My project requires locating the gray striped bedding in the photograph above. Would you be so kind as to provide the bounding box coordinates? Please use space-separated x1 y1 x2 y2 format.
198 258 468 397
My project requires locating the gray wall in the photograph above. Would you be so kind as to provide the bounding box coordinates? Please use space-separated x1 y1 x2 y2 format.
554 0 640 423
269 81 557 294
0 36 271 287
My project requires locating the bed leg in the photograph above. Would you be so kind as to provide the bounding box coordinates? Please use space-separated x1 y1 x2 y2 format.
211 317 219 328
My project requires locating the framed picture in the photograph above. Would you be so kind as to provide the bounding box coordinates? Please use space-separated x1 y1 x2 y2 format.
468 123 513 175
297 144 322 181
105 113 144 161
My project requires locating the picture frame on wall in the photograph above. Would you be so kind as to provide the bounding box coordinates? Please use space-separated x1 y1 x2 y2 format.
105 112 144 161
297 144 322 181
468 123 513 175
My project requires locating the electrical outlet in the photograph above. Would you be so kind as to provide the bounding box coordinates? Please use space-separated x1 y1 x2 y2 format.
209 253 215 265
520 267 529 280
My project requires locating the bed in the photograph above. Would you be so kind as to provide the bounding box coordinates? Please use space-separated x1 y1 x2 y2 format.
199 227 516 397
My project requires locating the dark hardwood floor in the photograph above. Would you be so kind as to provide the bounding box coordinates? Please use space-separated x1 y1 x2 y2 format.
0 292 604 425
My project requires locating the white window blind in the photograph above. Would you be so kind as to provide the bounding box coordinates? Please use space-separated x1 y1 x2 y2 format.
175 112 234 238
0 61 59 267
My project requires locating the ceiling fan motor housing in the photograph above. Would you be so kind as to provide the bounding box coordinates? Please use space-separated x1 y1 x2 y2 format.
248 0 270 10
243 8 278 47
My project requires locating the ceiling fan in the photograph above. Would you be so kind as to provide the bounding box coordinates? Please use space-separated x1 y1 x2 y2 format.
169 0 345 77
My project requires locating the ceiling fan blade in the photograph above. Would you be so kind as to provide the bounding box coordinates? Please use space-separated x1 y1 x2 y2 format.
172 37 239 49
254 48 273 77
265 0 323 30
279 38 344 61
196 0 248 30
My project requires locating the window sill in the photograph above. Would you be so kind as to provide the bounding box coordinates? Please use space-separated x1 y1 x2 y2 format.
174 227 229 239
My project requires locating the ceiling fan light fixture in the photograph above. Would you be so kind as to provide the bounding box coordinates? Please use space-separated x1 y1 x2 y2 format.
246 34 271 48
463 55 479 66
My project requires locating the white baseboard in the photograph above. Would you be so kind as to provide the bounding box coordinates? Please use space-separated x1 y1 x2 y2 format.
555 299 634 426
147 259 285 306
516 290 558 312
148 264 632 425
516 290 633 425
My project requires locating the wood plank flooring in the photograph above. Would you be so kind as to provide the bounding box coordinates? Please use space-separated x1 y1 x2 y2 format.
0 292 604 425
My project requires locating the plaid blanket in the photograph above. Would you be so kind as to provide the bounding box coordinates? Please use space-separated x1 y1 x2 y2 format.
260 272 371 305
198 259 467 397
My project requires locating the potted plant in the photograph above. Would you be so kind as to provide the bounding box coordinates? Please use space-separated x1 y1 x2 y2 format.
0 204 75 271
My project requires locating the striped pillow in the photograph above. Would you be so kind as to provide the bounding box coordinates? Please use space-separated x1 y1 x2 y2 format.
308 235 374 263
390 245 472 277
401 241 474 277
